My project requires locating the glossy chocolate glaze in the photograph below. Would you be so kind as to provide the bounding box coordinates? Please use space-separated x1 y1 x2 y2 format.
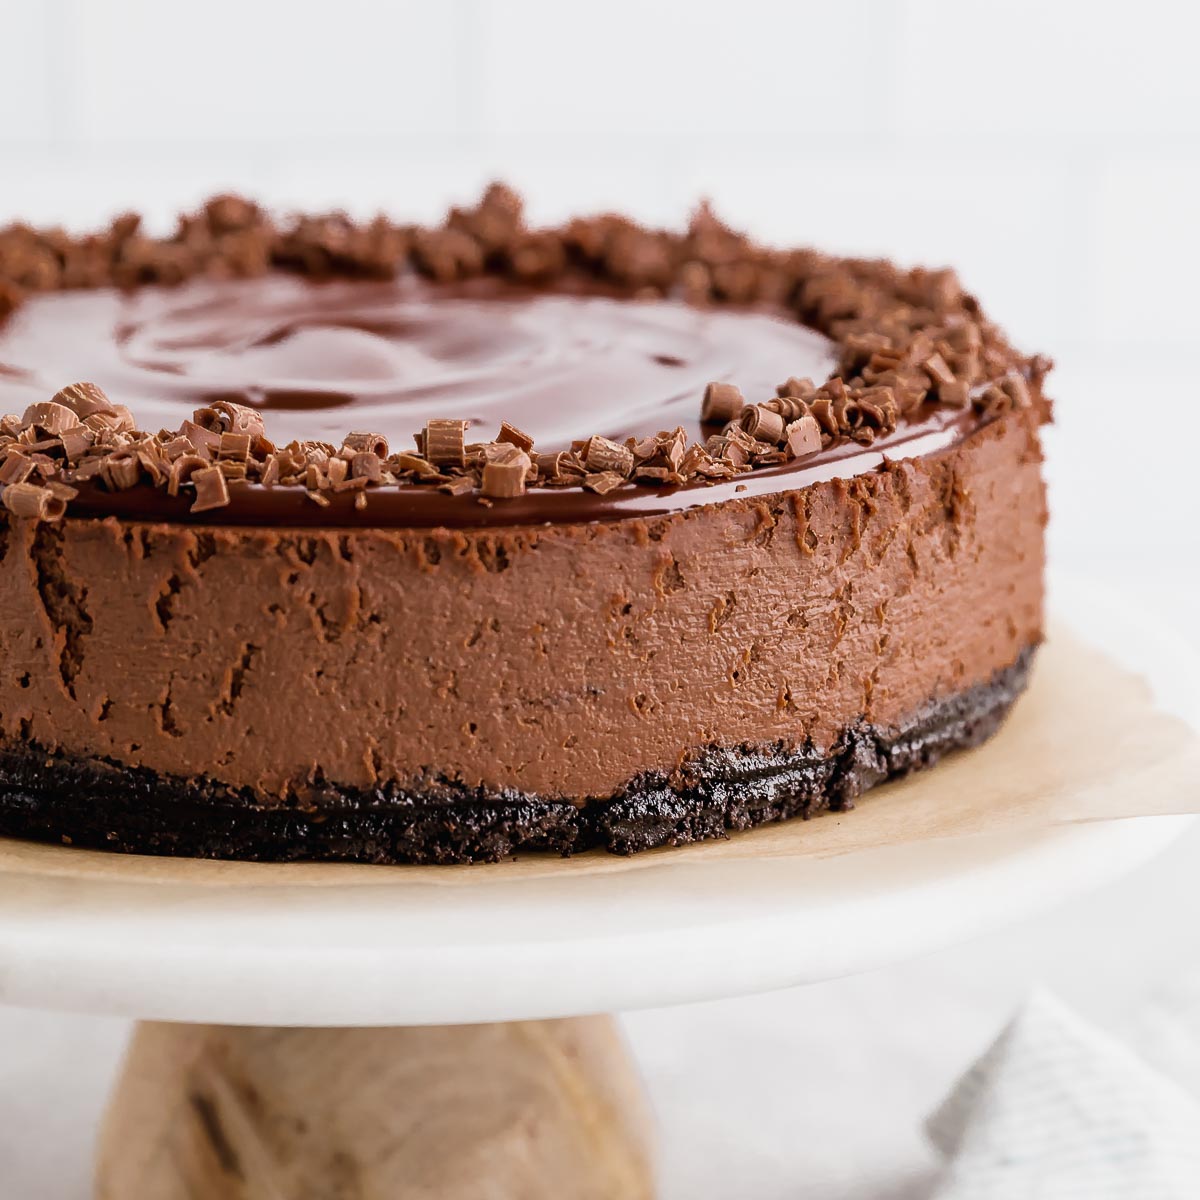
0 274 977 527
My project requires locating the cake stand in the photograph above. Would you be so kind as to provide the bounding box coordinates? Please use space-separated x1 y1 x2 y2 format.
0 575 1193 1198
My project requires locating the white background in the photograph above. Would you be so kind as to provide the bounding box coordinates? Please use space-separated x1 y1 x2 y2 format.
1 0 1198 1195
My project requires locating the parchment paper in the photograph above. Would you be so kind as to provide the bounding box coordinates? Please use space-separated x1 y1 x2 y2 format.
0 622 1196 889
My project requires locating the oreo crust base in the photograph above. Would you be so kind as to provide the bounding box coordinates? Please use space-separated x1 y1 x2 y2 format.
0 647 1034 865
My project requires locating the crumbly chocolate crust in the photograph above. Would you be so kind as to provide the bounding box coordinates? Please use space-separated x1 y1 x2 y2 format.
0 646 1034 865
0 186 1052 522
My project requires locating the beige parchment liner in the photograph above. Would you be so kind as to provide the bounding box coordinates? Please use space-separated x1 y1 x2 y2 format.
0 622 1196 889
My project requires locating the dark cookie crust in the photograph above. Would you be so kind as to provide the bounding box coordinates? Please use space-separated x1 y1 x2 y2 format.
0 647 1034 865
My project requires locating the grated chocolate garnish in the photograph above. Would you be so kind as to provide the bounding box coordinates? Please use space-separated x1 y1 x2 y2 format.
0 185 1052 522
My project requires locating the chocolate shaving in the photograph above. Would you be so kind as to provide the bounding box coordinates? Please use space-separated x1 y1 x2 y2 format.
776 376 816 399
21 401 78 436
583 436 634 478
439 475 475 497
583 471 626 495
349 451 384 482
480 447 530 499
0 186 1050 522
938 380 971 408
922 352 956 389
1000 374 1033 410
168 454 207 497
0 453 34 486
190 466 231 513
1 480 67 520
52 381 115 421
785 415 823 460
218 431 252 462
497 421 535 453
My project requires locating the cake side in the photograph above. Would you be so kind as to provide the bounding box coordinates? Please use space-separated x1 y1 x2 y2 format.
0 189 1052 863
0 649 1032 862
0 409 1045 862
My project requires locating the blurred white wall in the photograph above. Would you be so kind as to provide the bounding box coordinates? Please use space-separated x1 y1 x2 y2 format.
1 0 1196 586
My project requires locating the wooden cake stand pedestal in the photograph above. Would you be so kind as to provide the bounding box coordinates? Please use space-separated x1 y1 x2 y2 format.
96 1017 654 1199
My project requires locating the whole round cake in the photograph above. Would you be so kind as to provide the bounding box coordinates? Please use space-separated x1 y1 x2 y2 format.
0 187 1050 863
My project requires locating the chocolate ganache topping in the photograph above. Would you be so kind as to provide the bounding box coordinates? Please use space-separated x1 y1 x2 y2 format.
0 276 837 448
0 186 1051 527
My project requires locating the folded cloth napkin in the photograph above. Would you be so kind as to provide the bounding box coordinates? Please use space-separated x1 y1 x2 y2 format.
926 989 1200 1199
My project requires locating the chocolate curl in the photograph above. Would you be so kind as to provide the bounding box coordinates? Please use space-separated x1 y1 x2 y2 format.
785 415 823 460
831 398 863 433
194 400 266 439
167 454 208 497
535 451 568 482
424 419 468 468
480 446 531 499
100 450 142 491
189 465 231 512
584 435 634 478
762 396 810 421
700 382 744 426
739 404 786 445
856 390 900 435
51 381 116 421
343 431 389 458
1 480 67 521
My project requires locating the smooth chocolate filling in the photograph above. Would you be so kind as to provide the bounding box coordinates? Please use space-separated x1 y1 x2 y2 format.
0 646 1034 865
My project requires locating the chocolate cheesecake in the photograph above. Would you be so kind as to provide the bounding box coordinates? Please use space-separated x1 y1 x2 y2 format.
0 188 1050 863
